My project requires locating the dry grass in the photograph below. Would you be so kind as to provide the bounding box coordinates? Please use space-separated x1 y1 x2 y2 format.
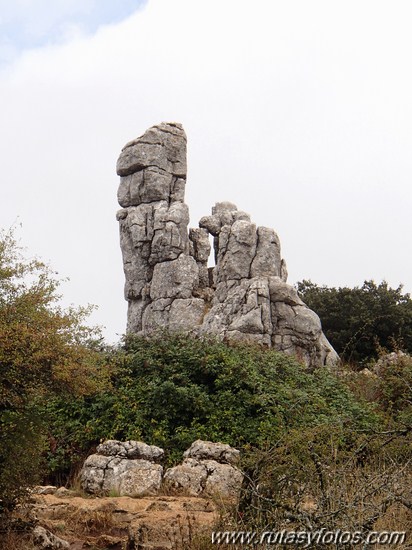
63 503 118 536
0 530 37 550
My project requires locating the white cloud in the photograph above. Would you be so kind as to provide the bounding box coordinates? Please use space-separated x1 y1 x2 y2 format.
0 0 146 64
1 0 412 341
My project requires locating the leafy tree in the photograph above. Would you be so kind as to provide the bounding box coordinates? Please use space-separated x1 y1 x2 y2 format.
297 280 412 364
0 229 108 515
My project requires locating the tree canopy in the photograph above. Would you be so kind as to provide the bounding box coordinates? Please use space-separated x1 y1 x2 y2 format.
0 229 108 514
297 279 412 364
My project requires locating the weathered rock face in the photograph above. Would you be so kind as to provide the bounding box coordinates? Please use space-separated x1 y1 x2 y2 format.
183 439 240 466
164 440 243 500
32 491 218 550
80 439 242 502
116 122 193 336
96 439 164 462
33 526 70 549
80 440 163 497
117 123 339 368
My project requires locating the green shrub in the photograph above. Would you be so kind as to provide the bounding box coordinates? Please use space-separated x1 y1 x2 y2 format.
0 406 45 514
44 333 380 480
376 353 412 419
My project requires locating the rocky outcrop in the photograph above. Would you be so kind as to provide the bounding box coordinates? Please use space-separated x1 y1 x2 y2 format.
80 439 242 502
116 123 196 336
31 492 217 550
164 440 243 500
80 440 163 497
117 123 339 368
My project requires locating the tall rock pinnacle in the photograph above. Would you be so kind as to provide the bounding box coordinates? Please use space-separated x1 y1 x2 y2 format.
116 123 339 368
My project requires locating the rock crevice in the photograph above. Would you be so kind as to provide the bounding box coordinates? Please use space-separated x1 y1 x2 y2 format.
117 122 338 368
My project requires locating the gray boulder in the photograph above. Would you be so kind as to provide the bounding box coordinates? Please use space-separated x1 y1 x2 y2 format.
96 439 164 462
33 526 69 549
32 485 57 495
163 458 208 497
184 439 240 466
164 459 243 501
80 440 164 497
164 440 243 500
116 122 186 178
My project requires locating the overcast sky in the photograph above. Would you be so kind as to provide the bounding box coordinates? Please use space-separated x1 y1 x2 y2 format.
1 0 411 342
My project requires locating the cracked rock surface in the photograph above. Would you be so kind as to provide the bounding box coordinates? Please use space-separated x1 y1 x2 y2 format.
117 122 339 368
80 439 242 501
164 441 243 500
80 440 163 497
33 526 70 549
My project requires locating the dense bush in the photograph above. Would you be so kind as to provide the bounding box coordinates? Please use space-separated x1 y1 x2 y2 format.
297 279 412 364
42 338 412 539
238 352 412 537
239 423 412 537
44 333 379 481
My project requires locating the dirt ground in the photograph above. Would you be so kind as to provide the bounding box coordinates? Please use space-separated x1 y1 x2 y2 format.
30 490 223 549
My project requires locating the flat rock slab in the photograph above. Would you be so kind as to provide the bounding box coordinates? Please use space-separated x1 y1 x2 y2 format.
31 493 217 550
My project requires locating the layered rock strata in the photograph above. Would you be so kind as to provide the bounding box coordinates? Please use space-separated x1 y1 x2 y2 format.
116 123 338 368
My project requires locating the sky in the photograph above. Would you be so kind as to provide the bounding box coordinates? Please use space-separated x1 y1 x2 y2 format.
1 0 411 343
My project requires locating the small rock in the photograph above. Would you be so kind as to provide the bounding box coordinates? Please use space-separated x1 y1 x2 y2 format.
183 440 240 465
33 525 69 549
32 486 57 495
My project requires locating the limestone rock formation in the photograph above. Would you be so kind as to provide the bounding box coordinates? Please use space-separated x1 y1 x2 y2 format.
96 439 164 462
79 439 242 501
117 123 339 368
31 492 217 550
183 439 240 466
80 440 163 497
164 441 243 500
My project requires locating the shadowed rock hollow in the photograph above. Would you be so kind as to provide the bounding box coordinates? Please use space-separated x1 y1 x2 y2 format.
116 122 338 368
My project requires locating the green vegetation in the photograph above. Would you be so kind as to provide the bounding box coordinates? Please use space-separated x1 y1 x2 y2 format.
1 230 411 541
44 333 379 480
297 279 412 364
238 353 412 536
0 229 109 516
